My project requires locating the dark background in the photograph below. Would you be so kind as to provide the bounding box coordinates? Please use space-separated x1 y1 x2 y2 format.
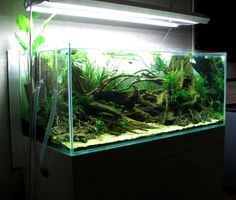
195 1 236 62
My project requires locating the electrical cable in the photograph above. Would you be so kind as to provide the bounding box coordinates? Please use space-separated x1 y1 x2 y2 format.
163 27 172 44
162 0 173 44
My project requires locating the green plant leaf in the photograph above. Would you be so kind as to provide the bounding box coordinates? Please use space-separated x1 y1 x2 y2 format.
14 33 28 51
32 35 45 55
16 14 30 32
32 12 39 19
42 13 56 29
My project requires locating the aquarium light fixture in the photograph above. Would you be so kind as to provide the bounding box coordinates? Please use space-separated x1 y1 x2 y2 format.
26 0 210 28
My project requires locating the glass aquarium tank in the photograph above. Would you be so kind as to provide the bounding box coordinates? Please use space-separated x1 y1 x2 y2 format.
19 48 226 155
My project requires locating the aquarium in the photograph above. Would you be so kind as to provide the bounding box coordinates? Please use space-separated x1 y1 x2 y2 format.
19 48 226 155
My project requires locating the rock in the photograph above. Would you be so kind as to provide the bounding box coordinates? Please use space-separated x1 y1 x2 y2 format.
192 110 202 123
200 111 211 122
74 133 88 143
87 134 96 140
174 116 191 126
110 131 123 136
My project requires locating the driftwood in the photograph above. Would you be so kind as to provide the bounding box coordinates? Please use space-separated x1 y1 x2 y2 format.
88 74 135 96
50 55 212 144
88 101 154 129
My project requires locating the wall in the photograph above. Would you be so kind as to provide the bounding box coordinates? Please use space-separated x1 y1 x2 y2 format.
34 0 193 50
0 0 25 199
41 20 192 50
226 63 236 105
227 63 236 79
0 0 192 199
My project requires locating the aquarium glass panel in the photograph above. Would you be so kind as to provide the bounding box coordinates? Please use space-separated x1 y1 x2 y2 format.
20 49 71 153
40 49 71 152
19 48 226 156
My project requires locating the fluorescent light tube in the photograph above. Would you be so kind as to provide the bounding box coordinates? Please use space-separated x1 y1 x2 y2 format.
26 0 209 28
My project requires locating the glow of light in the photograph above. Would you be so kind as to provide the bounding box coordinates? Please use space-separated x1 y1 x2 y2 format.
27 1 209 28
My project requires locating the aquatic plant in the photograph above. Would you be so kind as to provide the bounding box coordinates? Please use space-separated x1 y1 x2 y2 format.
30 48 225 148
105 51 138 60
73 104 85 119
214 75 224 91
210 112 224 121
203 57 224 114
72 95 93 117
195 76 208 94
193 76 209 106
169 89 192 103
162 68 189 105
151 55 203 124
16 12 56 126
136 53 165 91
150 53 168 73
163 71 180 90
118 119 127 127
212 57 224 99
72 50 118 89
94 119 108 135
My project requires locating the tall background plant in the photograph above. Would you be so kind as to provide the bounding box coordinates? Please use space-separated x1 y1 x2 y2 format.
15 12 55 81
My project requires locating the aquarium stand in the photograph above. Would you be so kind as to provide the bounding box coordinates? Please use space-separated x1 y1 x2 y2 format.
33 126 224 200
224 111 236 189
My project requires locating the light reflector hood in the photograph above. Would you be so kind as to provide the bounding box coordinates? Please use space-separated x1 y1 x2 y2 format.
25 0 210 28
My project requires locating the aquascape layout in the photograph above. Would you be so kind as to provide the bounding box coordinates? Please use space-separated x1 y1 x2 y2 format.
20 49 226 152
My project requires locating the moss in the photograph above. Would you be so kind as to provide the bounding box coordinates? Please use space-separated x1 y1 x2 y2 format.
94 119 108 135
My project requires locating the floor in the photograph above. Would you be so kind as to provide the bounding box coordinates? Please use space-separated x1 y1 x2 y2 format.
223 188 236 200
